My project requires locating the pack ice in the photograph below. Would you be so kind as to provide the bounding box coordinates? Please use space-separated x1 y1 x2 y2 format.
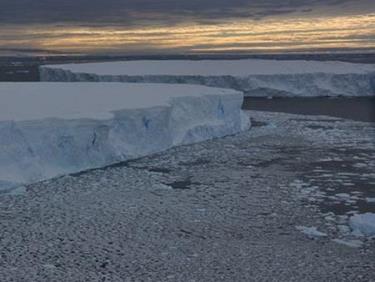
40 59 375 97
0 83 250 191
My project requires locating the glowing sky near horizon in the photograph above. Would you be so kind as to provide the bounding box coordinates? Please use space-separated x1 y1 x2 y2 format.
0 0 374 54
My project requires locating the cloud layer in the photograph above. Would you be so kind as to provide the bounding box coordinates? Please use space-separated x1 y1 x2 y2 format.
0 0 374 54
0 0 371 25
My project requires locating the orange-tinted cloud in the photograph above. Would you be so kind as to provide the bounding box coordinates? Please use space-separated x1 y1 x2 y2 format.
1 14 374 54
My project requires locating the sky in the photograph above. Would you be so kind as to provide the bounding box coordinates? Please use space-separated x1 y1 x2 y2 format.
0 0 374 55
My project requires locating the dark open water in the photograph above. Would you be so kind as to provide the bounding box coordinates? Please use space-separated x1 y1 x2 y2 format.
243 97 375 123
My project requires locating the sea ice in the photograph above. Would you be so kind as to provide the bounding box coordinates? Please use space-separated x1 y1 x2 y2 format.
349 213 375 237
332 239 363 248
296 226 328 238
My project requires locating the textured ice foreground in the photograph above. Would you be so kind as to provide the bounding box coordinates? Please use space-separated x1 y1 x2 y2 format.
0 83 249 191
40 59 375 97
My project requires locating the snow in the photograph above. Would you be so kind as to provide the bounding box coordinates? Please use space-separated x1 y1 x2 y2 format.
40 59 375 97
0 83 240 121
0 82 250 191
349 213 375 237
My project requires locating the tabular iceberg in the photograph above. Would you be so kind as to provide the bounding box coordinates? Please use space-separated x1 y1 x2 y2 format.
0 83 250 191
40 59 375 97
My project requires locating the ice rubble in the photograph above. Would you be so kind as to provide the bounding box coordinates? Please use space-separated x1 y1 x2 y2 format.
0 83 250 191
349 213 375 237
296 226 327 238
40 59 375 97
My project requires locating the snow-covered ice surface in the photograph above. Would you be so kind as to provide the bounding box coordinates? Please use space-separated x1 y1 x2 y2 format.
0 83 249 191
40 59 375 97
41 59 375 76
1 110 375 281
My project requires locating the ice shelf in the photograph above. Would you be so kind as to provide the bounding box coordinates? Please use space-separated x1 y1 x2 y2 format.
0 82 250 191
40 59 375 97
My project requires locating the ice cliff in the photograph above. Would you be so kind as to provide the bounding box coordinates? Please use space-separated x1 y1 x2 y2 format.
0 83 249 191
40 59 375 97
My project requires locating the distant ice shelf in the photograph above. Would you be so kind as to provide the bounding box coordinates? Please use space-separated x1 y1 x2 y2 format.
40 59 375 97
0 83 250 191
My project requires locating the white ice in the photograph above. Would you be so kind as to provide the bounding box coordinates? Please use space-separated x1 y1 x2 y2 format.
0 82 250 191
40 59 375 97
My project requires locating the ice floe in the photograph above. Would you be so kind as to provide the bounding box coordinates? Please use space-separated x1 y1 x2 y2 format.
296 226 328 238
349 213 375 237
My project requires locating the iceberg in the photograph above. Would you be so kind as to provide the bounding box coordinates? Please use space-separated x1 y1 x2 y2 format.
0 82 250 191
40 59 375 97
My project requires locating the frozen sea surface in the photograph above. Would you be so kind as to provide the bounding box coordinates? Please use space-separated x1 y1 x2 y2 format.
1 111 374 281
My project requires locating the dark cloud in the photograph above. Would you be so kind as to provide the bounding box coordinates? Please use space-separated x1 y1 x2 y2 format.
0 0 363 26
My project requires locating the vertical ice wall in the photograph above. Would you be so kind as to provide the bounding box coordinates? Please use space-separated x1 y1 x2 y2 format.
0 83 250 191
